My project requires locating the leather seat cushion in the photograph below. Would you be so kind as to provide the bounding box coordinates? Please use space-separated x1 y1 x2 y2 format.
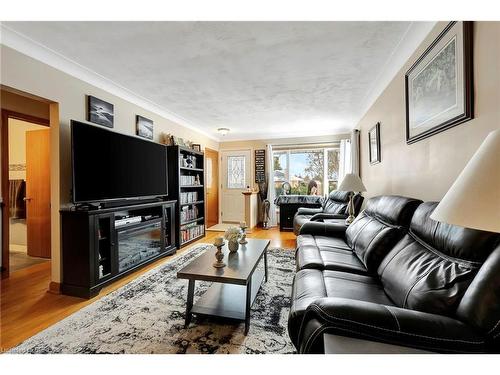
296 235 368 274
288 269 393 346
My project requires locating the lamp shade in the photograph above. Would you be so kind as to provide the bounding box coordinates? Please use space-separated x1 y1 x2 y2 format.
338 173 367 192
430 129 500 233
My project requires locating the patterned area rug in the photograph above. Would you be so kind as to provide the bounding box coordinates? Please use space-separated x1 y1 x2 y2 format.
10 244 296 354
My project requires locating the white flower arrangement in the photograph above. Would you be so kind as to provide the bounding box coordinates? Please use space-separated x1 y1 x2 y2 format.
224 226 241 242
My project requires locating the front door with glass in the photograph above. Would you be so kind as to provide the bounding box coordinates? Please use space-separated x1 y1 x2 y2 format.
220 150 251 223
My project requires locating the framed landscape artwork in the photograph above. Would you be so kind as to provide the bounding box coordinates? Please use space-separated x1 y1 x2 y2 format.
87 95 114 128
405 21 473 144
368 122 381 164
136 115 154 139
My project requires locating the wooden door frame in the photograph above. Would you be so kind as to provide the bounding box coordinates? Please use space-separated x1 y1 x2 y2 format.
1 110 50 277
219 148 252 224
204 147 219 228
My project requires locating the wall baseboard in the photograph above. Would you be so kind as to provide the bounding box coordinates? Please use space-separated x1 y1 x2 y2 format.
48 281 61 295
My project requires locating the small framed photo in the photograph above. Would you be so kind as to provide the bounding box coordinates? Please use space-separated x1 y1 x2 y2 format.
87 95 114 128
368 122 381 165
192 144 201 152
136 115 154 139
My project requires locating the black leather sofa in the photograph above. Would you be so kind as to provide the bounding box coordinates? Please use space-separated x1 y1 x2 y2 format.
289 195 500 353
292 191 364 235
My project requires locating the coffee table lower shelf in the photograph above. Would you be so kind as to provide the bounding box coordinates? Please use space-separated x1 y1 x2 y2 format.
186 269 265 334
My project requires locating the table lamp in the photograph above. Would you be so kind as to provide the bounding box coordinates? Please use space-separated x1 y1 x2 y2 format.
431 129 500 233
338 173 367 224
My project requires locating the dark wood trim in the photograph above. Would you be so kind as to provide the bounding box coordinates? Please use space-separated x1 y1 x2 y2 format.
368 122 381 165
1 109 50 277
405 21 474 144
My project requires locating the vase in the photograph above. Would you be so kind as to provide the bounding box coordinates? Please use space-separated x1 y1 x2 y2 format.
228 240 239 253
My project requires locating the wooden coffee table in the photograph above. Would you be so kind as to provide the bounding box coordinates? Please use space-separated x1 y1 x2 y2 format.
177 238 269 334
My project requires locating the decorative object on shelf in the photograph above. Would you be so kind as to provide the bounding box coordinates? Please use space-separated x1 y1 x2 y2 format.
255 149 266 183
87 95 114 128
136 115 154 140
195 175 201 185
368 122 381 164
171 135 186 147
239 221 248 245
282 181 291 195
431 129 500 233
405 21 473 144
213 237 226 268
217 127 230 136
192 144 201 152
338 173 367 225
224 226 241 253
160 133 173 145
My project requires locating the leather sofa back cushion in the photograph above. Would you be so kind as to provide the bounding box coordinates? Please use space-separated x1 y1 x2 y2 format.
378 203 500 317
345 195 422 272
363 195 422 226
322 190 350 214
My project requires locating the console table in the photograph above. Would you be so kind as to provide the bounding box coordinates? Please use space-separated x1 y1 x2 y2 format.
274 195 323 232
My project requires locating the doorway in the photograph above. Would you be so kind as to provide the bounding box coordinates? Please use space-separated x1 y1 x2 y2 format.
220 149 251 224
2 111 51 274
204 148 219 229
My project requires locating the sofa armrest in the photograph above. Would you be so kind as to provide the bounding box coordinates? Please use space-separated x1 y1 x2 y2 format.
296 207 323 215
298 298 486 354
310 213 347 222
299 222 347 238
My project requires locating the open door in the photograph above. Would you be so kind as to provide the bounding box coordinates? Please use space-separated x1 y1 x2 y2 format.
25 128 51 258
205 148 219 228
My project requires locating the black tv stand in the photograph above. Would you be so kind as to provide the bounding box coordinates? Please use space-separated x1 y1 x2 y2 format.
61 200 177 298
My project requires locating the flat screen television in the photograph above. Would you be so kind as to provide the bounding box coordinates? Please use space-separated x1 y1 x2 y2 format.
71 120 168 203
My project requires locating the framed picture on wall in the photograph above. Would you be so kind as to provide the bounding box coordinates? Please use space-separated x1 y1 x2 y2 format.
405 21 473 144
87 95 114 128
136 115 154 139
368 122 381 165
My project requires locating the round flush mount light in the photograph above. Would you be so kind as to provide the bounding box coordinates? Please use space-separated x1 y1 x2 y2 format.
217 128 230 136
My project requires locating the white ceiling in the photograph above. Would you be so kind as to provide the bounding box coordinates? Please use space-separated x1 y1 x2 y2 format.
2 22 434 141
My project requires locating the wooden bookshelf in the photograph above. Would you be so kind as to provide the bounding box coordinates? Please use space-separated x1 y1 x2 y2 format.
167 145 206 248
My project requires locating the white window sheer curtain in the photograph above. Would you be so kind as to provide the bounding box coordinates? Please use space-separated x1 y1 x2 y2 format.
266 144 277 227
338 129 360 186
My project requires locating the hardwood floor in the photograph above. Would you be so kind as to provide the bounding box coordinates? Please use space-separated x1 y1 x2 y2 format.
0 227 296 352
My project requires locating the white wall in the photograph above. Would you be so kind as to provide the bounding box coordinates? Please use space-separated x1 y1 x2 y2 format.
357 22 500 202
1 45 219 283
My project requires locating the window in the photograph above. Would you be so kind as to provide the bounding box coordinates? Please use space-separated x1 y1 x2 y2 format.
273 146 340 196
227 155 246 189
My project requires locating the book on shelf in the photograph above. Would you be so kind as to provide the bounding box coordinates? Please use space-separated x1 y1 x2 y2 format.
180 191 199 204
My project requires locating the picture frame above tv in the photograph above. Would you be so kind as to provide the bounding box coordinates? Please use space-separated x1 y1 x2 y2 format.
87 95 114 128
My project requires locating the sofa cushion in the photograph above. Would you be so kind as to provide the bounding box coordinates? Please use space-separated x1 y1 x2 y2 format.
345 195 422 273
378 202 500 318
296 234 367 274
288 269 393 347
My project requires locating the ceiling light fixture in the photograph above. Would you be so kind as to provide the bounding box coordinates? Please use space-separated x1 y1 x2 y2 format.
217 127 230 136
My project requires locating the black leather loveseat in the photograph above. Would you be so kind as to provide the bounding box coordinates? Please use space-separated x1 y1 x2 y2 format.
292 191 363 235
289 195 500 353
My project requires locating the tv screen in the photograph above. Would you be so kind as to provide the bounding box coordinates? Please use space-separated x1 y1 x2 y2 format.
71 120 168 203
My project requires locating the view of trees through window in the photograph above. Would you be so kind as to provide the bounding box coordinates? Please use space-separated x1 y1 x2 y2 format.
273 148 340 196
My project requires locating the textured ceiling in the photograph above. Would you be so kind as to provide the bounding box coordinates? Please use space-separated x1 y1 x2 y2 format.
4 21 413 140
